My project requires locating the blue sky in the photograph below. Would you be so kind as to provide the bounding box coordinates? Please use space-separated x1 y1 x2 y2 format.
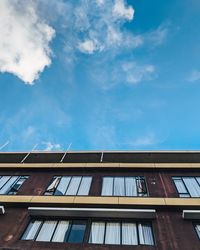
0 0 200 151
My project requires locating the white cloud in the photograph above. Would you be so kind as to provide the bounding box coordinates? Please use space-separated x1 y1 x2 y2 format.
56 0 138 56
0 0 55 84
113 0 134 21
188 70 200 82
37 0 141 60
78 39 102 54
122 62 156 84
42 142 61 151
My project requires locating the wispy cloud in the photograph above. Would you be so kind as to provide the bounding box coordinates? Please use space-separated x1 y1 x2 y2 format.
87 123 162 149
0 91 72 151
188 70 200 82
39 0 137 56
121 132 165 149
90 59 156 89
42 142 61 151
0 0 55 84
74 0 136 54
22 126 36 141
122 62 156 85
146 24 169 46
130 133 157 147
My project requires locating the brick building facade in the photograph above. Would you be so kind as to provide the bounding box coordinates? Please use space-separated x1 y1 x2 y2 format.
0 151 200 250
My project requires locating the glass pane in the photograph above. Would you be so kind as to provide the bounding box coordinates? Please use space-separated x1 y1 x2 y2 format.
89 222 105 244
196 177 200 186
125 177 137 196
66 177 81 195
8 176 28 194
52 220 69 242
105 222 120 245
78 177 92 195
68 221 86 243
36 221 57 242
195 224 200 239
114 177 125 196
173 179 188 194
101 177 113 196
138 223 145 244
122 223 138 245
183 177 200 197
0 176 18 194
54 176 71 195
143 224 154 245
0 176 11 189
22 220 42 240
138 223 154 245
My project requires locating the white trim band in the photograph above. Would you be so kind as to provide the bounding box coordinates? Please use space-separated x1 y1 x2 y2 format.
28 207 156 219
182 210 200 220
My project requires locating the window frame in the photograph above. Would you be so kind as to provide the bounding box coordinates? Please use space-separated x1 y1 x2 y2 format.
101 176 149 197
193 222 200 240
0 175 28 195
172 176 200 198
21 217 155 246
44 175 93 196
88 218 155 246
21 218 88 244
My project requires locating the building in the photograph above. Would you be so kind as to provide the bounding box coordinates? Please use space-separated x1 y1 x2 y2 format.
0 151 200 250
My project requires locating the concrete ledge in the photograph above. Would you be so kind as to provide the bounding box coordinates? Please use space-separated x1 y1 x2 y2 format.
165 198 200 206
0 163 200 169
0 196 200 207
118 197 166 206
182 210 200 219
0 206 5 214
28 207 156 219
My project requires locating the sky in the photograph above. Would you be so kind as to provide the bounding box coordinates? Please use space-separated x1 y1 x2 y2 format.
0 0 200 152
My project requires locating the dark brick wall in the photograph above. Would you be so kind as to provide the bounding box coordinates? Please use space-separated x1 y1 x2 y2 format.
0 168 200 249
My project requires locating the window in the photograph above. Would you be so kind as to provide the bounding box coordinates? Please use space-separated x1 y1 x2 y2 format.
0 176 28 195
22 219 87 243
195 224 200 239
101 177 148 197
89 221 154 246
22 219 154 246
172 177 200 197
44 176 92 196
